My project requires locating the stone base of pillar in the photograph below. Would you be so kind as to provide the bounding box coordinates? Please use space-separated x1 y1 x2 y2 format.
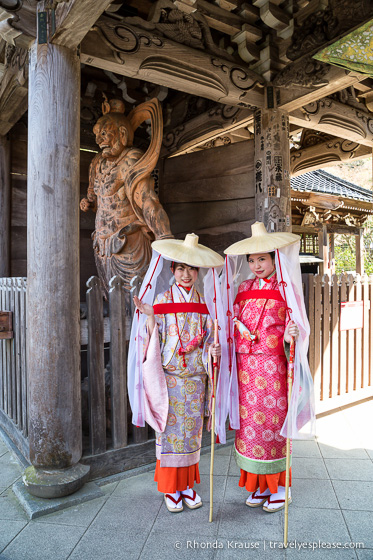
22 463 90 499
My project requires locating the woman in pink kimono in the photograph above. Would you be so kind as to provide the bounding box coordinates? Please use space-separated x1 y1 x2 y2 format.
132 234 224 514
224 222 315 514
233 251 298 512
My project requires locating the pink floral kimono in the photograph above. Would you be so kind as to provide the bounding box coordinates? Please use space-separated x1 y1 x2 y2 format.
233 273 292 492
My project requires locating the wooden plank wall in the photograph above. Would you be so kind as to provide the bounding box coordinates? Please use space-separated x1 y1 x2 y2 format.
308 273 373 414
9 124 255 294
160 140 255 253
9 122 97 298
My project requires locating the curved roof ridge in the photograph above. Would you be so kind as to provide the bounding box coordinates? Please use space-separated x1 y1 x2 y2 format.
291 170 373 202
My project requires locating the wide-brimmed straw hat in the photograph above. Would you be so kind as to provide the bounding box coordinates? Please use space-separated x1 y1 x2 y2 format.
152 233 224 268
224 221 300 255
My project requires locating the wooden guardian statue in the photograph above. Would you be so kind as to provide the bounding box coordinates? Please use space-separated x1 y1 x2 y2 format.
80 96 173 294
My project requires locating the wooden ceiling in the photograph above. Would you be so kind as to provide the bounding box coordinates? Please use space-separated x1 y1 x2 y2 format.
0 0 373 173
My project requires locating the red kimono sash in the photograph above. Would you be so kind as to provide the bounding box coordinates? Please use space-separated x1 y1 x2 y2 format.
153 303 209 315
234 289 285 305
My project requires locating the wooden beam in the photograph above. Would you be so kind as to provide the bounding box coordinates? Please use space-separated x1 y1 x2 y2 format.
290 98 373 148
292 224 362 236
277 64 367 113
290 137 372 177
162 105 253 156
52 0 113 48
196 0 244 35
81 17 265 109
230 128 252 139
161 138 254 186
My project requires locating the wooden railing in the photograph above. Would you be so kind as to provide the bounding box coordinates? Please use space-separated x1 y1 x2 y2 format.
307 273 373 413
81 275 135 455
79 275 160 478
0 278 28 458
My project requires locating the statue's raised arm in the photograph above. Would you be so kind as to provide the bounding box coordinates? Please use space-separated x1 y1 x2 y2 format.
80 96 173 295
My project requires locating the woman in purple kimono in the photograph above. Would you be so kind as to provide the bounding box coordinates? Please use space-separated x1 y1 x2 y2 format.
133 234 224 513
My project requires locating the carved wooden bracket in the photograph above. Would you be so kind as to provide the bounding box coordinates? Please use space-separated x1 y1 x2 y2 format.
232 23 261 63
0 0 37 47
162 104 253 156
0 44 28 134
81 16 265 109
290 137 371 176
259 2 290 32
290 98 373 147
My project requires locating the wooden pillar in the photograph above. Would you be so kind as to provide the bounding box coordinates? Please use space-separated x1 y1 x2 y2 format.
25 41 89 498
318 224 328 276
330 233 335 275
254 88 291 232
0 134 11 277
356 228 364 276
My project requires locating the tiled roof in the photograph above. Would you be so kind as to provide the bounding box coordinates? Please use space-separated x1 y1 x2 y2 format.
291 170 373 202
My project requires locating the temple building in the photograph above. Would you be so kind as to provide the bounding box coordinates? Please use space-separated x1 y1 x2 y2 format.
0 1 373 501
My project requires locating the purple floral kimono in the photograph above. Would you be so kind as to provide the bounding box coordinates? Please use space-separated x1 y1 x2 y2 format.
153 283 214 467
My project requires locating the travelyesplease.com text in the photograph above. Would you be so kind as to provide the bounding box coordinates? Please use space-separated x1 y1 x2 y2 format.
173 539 364 551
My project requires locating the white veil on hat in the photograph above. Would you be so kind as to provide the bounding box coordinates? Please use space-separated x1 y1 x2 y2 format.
127 238 231 444
275 242 316 439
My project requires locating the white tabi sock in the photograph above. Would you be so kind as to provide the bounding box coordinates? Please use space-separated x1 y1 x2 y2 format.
181 486 201 506
165 490 182 509
263 485 291 511
246 486 271 505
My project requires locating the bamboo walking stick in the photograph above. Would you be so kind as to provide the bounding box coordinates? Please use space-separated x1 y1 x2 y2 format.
284 336 295 547
209 319 219 523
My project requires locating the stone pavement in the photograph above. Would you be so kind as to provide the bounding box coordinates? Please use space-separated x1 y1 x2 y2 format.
0 398 372 560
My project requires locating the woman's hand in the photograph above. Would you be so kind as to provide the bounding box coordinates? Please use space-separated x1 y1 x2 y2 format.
133 295 154 317
284 320 299 343
133 295 155 335
211 343 221 358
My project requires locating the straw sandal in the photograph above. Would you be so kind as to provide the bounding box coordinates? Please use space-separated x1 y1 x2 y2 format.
262 494 292 513
245 489 271 508
164 493 183 513
180 489 202 509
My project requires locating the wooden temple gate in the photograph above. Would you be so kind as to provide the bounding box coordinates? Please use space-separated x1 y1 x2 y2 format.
0 0 373 496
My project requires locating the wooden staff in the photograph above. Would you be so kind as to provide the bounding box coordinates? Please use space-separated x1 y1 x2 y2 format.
284 336 295 546
209 319 219 523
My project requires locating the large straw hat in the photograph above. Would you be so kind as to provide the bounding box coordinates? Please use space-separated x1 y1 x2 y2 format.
224 221 300 255
152 234 224 268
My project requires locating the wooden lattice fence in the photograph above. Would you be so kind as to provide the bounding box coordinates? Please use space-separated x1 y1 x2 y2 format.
308 273 373 414
0 277 28 459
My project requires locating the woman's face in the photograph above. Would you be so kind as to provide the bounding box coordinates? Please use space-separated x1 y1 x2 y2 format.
247 253 275 279
172 263 198 288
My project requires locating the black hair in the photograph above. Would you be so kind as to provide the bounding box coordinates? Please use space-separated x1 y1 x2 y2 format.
170 261 199 272
246 251 275 262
